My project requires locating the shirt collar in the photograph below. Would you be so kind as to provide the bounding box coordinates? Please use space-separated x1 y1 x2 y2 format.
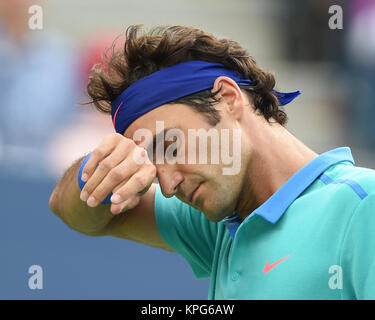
239 147 355 224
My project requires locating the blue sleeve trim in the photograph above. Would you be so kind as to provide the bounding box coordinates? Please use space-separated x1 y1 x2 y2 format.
319 173 368 200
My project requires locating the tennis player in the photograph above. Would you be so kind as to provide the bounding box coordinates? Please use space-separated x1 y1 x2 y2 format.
49 25 375 299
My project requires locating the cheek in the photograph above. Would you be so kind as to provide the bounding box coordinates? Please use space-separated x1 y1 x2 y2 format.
212 175 239 204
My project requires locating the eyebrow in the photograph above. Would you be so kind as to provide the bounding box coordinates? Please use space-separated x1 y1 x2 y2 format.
146 126 181 153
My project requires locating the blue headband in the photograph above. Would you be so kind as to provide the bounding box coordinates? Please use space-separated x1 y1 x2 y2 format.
111 60 301 134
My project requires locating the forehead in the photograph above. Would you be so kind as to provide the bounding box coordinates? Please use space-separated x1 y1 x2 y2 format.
123 103 207 139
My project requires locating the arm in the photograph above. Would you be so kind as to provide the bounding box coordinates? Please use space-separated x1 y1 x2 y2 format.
49 156 114 235
49 134 173 251
341 193 375 299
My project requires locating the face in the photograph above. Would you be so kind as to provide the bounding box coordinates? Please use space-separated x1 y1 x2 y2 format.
124 101 249 222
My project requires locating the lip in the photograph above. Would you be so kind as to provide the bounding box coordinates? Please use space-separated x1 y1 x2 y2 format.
189 182 202 204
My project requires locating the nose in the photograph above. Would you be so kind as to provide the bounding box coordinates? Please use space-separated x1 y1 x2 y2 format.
157 165 184 198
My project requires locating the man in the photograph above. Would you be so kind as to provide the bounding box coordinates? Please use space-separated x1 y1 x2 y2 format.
49 25 375 299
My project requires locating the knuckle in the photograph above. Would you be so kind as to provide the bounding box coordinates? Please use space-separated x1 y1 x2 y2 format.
108 135 125 149
131 196 141 207
82 166 92 175
124 139 137 152
109 167 124 182
92 148 104 159
106 132 120 142
99 159 114 171
147 163 157 176
83 183 93 194
114 133 123 140
92 186 107 201
121 136 132 145
119 190 130 201
134 174 146 188
90 190 102 202
124 196 140 211
140 162 156 181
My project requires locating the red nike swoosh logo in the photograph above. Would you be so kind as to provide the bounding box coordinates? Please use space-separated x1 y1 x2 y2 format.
263 254 292 273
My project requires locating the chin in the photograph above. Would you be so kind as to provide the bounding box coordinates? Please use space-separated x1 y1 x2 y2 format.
201 203 232 223
191 189 234 222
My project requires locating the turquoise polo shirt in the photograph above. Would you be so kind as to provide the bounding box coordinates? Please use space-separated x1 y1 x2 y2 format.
154 147 375 299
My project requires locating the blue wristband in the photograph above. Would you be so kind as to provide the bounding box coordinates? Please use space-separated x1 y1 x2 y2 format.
78 153 112 204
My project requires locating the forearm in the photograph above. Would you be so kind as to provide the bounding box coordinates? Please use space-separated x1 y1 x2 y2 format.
49 156 114 235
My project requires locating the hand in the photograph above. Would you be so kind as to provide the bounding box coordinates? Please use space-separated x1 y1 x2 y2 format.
79 133 156 214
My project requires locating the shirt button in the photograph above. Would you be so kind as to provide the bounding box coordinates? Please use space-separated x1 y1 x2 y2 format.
231 272 240 281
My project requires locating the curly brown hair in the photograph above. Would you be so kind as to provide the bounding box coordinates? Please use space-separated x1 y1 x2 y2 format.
87 24 287 127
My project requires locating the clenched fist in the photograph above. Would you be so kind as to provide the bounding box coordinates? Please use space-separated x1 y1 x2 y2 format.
79 133 156 214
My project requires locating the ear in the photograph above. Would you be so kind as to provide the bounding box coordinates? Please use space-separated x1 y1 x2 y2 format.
211 76 244 120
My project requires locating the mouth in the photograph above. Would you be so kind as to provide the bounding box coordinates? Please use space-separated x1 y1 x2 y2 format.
189 182 203 204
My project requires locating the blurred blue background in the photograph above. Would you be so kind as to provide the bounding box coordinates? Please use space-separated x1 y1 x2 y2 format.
1 0 374 299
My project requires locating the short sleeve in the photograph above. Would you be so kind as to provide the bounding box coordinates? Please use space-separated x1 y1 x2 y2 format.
341 193 375 299
154 183 218 279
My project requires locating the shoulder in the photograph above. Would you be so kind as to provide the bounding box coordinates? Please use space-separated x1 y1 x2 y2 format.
341 165 375 195
322 163 375 198
339 166 375 228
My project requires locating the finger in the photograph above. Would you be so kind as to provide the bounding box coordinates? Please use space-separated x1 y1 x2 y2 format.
81 133 123 183
110 196 141 215
82 140 133 204
88 154 140 205
89 145 151 205
110 161 156 205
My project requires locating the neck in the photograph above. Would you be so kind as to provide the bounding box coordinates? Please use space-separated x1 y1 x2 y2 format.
235 119 318 220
